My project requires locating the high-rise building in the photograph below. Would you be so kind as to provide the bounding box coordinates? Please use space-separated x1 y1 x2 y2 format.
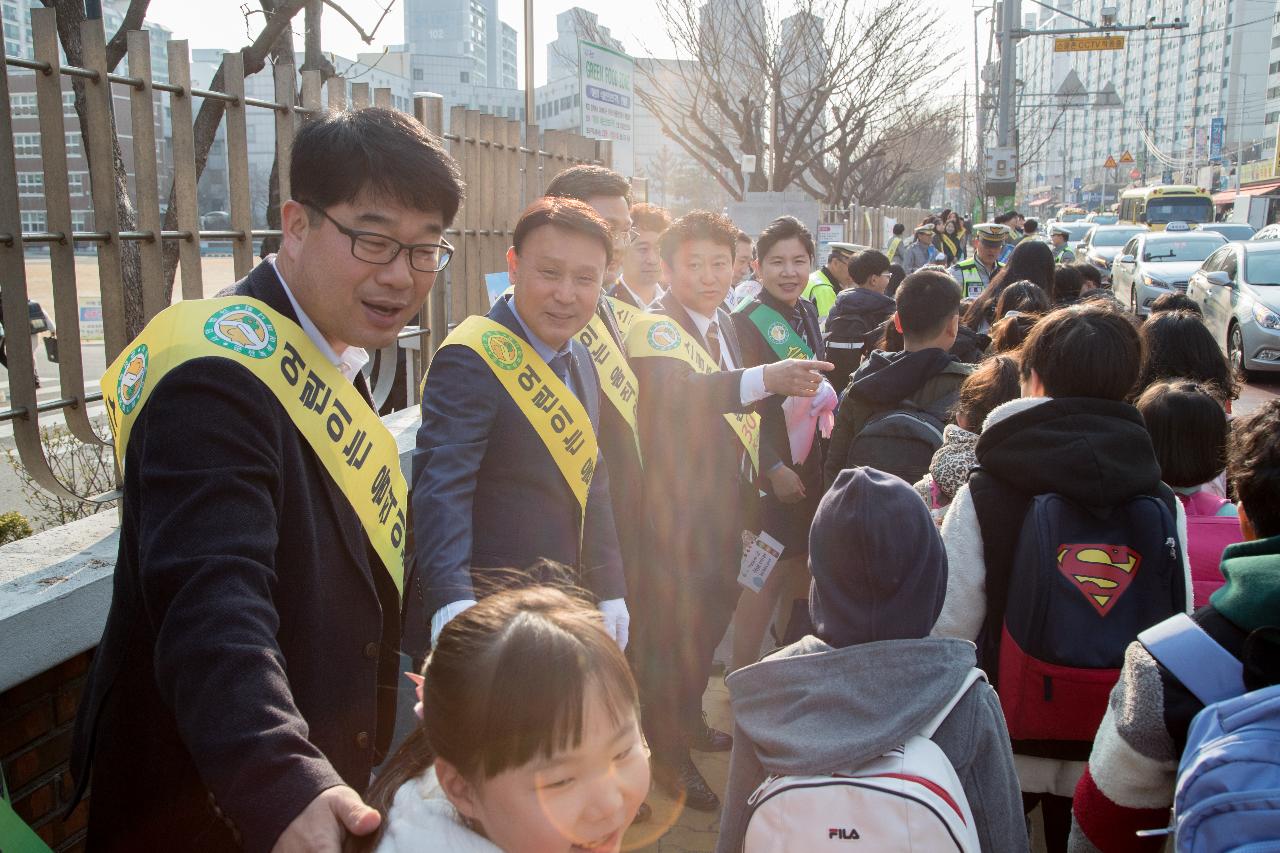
403 0 523 90
1015 0 1272 209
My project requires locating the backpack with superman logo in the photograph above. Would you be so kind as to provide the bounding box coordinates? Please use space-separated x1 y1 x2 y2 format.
998 493 1187 758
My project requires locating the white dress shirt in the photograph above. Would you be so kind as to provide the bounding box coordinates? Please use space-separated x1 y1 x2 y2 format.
682 306 770 405
616 277 665 312
269 256 370 383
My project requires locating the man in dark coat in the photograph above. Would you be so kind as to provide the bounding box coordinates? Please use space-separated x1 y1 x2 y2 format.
628 211 831 811
412 197 628 646
70 108 464 851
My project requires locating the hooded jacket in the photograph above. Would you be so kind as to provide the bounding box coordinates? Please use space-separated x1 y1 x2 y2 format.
824 349 974 487
715 636 1028 853
824 288 897 393
935 397 1193 796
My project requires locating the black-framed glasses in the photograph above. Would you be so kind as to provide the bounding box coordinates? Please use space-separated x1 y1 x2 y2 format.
301 201 454 273
613 228 641 248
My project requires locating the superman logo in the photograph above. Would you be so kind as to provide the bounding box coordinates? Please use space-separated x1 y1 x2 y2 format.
1057 544 1142 616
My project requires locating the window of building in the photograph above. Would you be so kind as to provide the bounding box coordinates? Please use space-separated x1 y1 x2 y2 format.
13 132 39 157
17 172 42 197
460 71 469 83
9 92 34 116
65 131 80 157
67 171 86 195
21 210 46 233
414 68 423 80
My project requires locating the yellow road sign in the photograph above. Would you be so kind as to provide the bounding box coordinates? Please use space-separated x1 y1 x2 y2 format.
1054 36 1126 52
1104 155 1117 169
1119 150 1135 164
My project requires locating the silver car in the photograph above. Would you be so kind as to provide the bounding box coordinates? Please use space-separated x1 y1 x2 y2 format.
1112 231 1226 318
1077 225 1146 283
1186 241 1280 378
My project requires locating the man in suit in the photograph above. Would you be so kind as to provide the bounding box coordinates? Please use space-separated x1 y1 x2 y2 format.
413 197 628 647
71 108 464 851
629 211 832 810
612 202 670 311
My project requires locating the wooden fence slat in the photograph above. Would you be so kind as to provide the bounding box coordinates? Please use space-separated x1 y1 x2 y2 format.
502 119 520 248
126 29 165 322
31 8 101 446
273 63 295 208
0 34 81 499
167 39 203 300
374 86 391 108
301 69 322 116
476 113 498 313
222 52 253 278
327 76 347 111
79 17 127 362
523 123 540 204
418 94 447 364
449 106 471 325
351 82 370 109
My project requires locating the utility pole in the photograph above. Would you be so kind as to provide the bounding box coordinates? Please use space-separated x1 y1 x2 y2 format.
973 9 986 220
961 80 968 213
996 0 1018 150
523 0 535 144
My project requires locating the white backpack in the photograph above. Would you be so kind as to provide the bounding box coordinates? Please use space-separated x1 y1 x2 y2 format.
742 668 985 853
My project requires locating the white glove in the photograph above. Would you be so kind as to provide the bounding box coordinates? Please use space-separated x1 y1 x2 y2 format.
598 598 630 650
430 599 477 646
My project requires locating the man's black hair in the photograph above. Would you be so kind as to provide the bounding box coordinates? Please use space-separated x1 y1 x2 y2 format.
1024 218 1039 234
544 164 632 204
1150 292 1202 316
896 269 961 339
755 216 814 262
1229 398 1280 538
292 107 464 226
659 210 738 264
1021 302 1141 401
848 250 890 286
892 223 906 236
993 212 1013 225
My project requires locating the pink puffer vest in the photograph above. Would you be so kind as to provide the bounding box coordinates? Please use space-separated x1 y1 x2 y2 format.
1177 490 1243 608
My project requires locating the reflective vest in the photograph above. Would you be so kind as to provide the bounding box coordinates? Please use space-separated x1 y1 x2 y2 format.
1053 245 1075 265
955 258 1000 299
803 268 839 319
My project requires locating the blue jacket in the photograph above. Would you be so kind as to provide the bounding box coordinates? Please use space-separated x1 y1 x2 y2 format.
411 295 625 620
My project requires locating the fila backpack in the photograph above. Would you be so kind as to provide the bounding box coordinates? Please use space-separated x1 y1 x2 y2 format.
1136 614 1280 853
997 492 1186 757
742 669 985 853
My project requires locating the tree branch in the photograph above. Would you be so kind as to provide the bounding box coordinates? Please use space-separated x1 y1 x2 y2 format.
321 0 394 44
104 0 149 71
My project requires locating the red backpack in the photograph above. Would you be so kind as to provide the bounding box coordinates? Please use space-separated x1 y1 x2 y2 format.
1176 491 1242 608
997 492 1187 757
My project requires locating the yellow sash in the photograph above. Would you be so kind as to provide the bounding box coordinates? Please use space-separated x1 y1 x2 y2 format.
432 316 598 515
604 294 640 337
102 297 406 596
625 313 761 473
577 295 641 438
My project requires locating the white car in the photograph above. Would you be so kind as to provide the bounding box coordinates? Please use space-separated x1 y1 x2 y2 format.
1077 225 1147 283
1112 231 1227 317
1187 240 1280 378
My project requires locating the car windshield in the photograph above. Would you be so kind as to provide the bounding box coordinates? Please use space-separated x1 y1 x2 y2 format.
1064 224 1092 240
1245 250 1280 284
1092 228 1145 247
1090 214 1118 224
1145 197 1213 224
1143 237 1222 262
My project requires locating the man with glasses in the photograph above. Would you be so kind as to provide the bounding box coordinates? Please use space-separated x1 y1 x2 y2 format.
413 197 628 647
824 249 896 395
72 108 464 851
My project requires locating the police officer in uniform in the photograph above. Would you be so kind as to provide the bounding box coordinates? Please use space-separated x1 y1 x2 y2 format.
949 223 1008 299
802 241 855 320
1050 224 1076 265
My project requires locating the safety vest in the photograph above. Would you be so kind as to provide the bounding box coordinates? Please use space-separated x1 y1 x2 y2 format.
1054 245 1074 265
803 268 839 319
102 297 408 596
955 258 1000 299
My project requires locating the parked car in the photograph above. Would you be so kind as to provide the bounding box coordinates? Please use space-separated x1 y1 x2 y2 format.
1197 222 1256 241
1086 212 1119 225
1251 223 1280 241
1187 240 1280 379
1112 229 1227 318
1077 225 1147 283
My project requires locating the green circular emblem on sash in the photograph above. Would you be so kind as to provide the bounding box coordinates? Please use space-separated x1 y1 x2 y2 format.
480 329 523 370
204 304 278 359
117 343 149 415
768 322 789 344
647 320 681 352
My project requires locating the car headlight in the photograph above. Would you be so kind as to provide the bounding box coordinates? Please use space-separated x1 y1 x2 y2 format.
1142 274 1170 289
1253 302 1280 330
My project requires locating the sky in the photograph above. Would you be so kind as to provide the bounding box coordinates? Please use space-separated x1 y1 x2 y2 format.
140 0 990 93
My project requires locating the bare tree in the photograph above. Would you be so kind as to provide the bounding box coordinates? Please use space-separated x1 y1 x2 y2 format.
812 105 961 206
634 0 953 202
39 0 394 334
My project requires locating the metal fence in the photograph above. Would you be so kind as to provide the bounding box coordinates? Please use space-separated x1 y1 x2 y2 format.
0 8 609 503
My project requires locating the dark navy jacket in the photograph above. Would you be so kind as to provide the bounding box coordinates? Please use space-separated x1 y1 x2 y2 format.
411 295 625 620
71 261 403 852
